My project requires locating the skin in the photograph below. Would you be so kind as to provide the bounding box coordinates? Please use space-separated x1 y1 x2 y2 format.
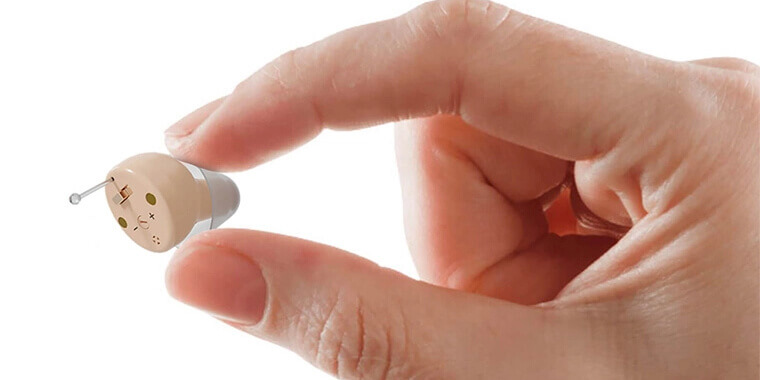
163 1 759 378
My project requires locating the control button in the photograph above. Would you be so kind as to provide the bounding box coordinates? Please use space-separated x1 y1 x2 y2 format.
112 185 133 205
137 215 150 229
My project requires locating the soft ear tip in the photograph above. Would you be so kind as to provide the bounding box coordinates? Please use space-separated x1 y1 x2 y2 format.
201 169 240 229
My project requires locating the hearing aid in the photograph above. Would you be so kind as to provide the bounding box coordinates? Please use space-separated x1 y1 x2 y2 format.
70 152 240 252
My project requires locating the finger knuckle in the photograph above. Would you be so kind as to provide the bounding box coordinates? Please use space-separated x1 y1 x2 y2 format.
688 58 760 115
255 47 306 93
716 70 760 117
298 292 413 379
408 0 513 40
737 74 760 115
717 57 760 74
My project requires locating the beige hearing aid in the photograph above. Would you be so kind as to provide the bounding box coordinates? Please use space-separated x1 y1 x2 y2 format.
70 153 240 252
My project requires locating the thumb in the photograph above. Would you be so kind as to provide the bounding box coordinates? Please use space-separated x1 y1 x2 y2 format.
165 229 600 379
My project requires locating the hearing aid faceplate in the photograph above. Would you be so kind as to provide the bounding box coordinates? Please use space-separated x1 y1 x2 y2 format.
104 153 213 252
71 152 240 253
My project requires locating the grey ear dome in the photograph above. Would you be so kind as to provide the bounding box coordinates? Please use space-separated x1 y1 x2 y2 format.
200 168 240 229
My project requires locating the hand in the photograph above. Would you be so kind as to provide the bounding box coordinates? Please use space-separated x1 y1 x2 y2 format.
163 0 759 378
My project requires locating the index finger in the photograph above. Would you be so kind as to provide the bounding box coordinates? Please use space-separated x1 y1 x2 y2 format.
165 0 681 170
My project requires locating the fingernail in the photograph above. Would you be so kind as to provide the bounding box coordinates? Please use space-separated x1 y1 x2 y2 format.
166 245 267 325
163 132 191 153
164 112 211 138
165 97 227 138
164 121 196 138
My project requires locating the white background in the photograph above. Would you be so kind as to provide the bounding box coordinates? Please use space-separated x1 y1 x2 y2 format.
0 0 757 379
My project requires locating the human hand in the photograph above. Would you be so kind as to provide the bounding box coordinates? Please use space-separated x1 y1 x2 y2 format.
163 1 759 378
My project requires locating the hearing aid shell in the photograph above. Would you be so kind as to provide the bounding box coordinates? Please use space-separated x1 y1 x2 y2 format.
103 153 239 252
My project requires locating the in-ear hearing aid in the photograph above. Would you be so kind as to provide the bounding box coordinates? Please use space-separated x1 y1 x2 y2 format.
70 153 240 252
